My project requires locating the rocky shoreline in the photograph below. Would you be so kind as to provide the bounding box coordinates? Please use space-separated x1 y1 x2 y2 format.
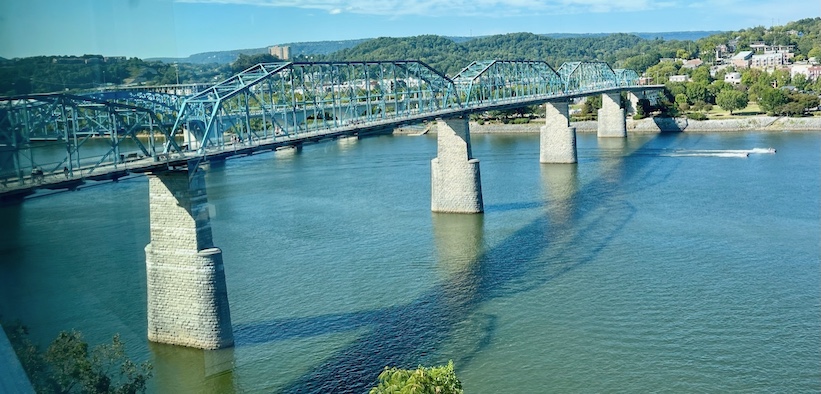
396 116 821 134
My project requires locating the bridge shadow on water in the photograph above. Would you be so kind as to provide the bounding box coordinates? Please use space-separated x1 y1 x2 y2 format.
229 133 685 393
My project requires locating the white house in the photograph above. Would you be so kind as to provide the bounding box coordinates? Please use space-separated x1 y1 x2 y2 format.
724 72 742 84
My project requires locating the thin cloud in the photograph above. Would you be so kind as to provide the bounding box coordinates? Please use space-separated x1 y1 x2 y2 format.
173 0 680 17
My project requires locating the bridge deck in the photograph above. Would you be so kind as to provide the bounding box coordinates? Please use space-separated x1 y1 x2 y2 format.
0 110 450 202
0 84 664 203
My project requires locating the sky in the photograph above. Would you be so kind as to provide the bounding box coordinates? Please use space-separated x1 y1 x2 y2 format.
0 0 818 59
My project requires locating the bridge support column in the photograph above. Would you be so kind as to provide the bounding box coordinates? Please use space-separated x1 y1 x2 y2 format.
626 91 645 116
597 92 626 138
431 117 483 213
145 164 233 349
540 101 577 164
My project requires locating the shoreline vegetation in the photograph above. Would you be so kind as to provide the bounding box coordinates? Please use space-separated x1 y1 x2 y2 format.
395 115 821 135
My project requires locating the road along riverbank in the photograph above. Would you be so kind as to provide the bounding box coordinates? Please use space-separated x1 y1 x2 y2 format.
395 116 821 134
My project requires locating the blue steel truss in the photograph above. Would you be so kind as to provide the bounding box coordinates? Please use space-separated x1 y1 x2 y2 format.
557 62 620 93
452 60 564 109
613 69 640 87
171 61 461 152
0 59 648 188
83 91 183 123
0 93 179 181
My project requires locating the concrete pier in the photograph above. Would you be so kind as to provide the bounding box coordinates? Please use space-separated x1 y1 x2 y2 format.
626 91 645 116
145 164 233 349
431 117 483 213
597 92 627 138
540 101 577 163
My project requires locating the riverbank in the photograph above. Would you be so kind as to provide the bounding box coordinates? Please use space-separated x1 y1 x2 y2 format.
396 116 821 134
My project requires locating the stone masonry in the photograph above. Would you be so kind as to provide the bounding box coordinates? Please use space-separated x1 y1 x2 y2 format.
540 101 577 163
431 117 484 213
145 166 233 349
598 92 627 138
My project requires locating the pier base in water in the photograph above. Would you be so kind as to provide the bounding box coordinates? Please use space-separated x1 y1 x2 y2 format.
145 166 233 349
431 117 483 214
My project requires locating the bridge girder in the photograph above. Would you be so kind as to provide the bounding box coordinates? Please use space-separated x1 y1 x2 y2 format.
82 91 183 122
558 61 621 93
613 69 640 87
0 93 179 180
453 60 564 109
171 61 461 153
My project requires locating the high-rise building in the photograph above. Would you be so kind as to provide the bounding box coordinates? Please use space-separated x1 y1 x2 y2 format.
268 46 290 60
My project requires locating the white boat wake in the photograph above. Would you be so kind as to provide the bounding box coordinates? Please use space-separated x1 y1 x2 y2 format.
663 152 750 158
656 147 776 158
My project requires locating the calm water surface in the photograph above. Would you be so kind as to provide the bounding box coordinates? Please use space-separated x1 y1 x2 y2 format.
1 131 819 393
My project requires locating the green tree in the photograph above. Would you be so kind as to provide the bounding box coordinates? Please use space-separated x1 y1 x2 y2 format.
3 321 153 394
715 89 749 115
370 361 463 394
757 87 790 114
808 47 821 60
581 95 602 115
690 66 712 85
792 74 809 91
686 82 712 104
231 53 279 73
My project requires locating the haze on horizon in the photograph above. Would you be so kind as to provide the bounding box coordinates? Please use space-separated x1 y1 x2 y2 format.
0 0 817 59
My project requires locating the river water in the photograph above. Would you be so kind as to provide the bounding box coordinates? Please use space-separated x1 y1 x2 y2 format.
0 131 818 393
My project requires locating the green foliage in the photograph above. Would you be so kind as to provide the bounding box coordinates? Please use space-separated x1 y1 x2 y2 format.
231 53 280 73
758 88 790 113
581 95 602 117
0 56 229 95
686 112 708 120
685 82 712 104
715 89 749 114
635 98 652 118
370 361 463 394
689 66 712 85
329 32 647 75
2 321 152 394
675 93 689 108
645 61 680 84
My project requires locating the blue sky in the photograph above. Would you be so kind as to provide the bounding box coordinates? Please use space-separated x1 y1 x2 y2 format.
0 0 817 59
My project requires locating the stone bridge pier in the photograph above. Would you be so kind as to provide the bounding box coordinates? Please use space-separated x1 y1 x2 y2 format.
598 92 627 138
540 100 577 164
626 91 645 116
145 163 233 349
431 117 483 213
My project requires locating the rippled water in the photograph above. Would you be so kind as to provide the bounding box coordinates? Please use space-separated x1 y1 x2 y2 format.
1 131 819 392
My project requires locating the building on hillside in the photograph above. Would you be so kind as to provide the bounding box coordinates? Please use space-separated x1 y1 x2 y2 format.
749 41 768 53
727 38 739 53
710 64 732 77
751 53 785 69
715 44 729 60
268 45 291 60
681 59 704 70
731 51 753 69
797 65 821 81
724 72 742 84
669 75 691 83
790 64 812 80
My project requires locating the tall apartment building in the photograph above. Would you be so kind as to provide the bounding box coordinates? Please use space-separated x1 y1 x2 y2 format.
268 45 290 60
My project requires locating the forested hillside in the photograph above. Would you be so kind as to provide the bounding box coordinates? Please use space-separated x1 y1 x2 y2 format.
324 33 687 76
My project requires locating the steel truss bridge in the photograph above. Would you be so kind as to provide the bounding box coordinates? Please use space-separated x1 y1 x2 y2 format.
0 59 656 198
